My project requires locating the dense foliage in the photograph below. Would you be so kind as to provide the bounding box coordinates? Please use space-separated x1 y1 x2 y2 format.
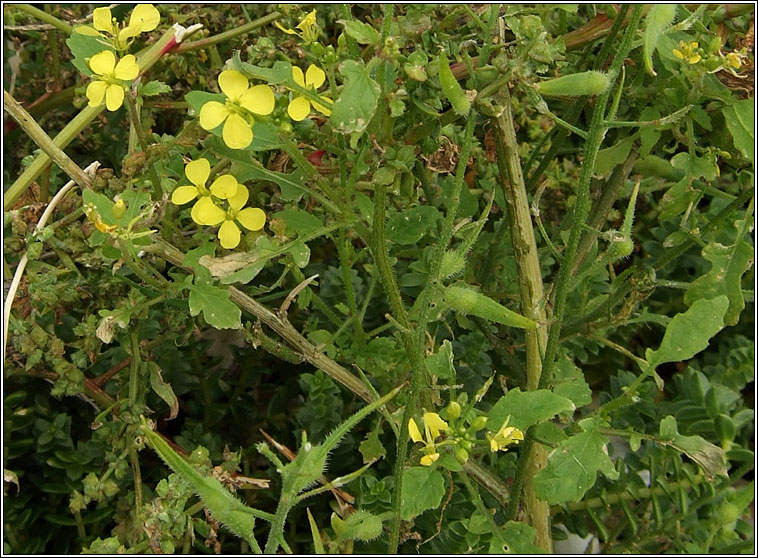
3 4 754 554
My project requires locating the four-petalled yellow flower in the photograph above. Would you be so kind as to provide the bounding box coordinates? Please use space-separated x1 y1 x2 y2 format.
199 70 275 150
212 184 267 249
86 50 139 111
274 9 320 43
673 41 702 65
76 4 160 52
409 412 449 466
170 158 240 225
486 416 524 453
288 65 332 121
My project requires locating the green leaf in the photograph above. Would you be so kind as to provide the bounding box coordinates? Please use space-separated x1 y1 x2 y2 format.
552 355 592 407
424 339 455 379
645 296 729 369
339 19 380 45
400 466 446 520
358 427 386 464
185 284 242 330
595 135 635 178
146 362 178 420
670 432 728 479
684 238 753 326
723 99 754 164
486 388 575 432
330 60 380 134
199 236 282 285
386 205 442 245
533 420 619 504
642 4 676 76
496 521 547 554
272 209 324 236
183 242 216 285
66 32 113 76
139 80 171 97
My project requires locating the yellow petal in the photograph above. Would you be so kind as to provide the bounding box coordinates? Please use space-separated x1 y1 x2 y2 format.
236 208 266 231
171 185 199 205
118 25 142 42
218 220 241 249
238 85 275 115
192 197 225 226
74 25 103 37
92 7 113 33
292 66 306 88
222 113 253 150
312 96 332 116
129 4 160 32
420 453 439 466
105 84 125 111
209 174 238 199
114 55 139 80
218 70 249 103
185 158 210 188
86 80 107 107
688 54 701 64
228 183 249 210
305 64 326 89
673 49 685 60
408 419 424 444
199 101 229 131
287 96 311 121
489 437 499 452
297 10 317 31
274 21 298 35
423 412 449 439
89 50 116 76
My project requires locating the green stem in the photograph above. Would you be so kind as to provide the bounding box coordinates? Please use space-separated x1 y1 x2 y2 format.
14 4 73 34
3 90 92 190
123 93 162 199
264 494 292 554
538 6 644 393
174 11 282 53
492 80 551 551
388 115 477 553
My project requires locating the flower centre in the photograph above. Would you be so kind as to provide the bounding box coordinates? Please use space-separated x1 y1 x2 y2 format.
197 184 210 196
227 208 239 220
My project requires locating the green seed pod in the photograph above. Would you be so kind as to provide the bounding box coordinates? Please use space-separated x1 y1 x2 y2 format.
469 415 488 433
446 401 462 420
455 447 469 464
112 198 126 219
439 50 470 116
610 237 634 259
439 250 466 279
443 285 537 329
714 414 736 444
333 510 383 542
535 71 610 98
460 439 473 451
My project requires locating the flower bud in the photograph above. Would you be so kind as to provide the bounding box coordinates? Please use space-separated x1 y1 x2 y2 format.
469 416 488 432
455 447 469 464
446 401 461 420
112 198 126 219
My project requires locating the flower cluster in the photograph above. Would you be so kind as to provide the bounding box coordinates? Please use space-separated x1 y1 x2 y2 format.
76 4 160 52
408 404 524 467
673 41 702 65
288 65 332 121
77 4 160 111
171 158 266 249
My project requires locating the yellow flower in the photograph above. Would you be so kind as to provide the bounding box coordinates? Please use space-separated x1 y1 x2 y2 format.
76 4 160 51
409 412 449 466
199 70 275 150
287 65 332 121
170 158 240 225
725 52 743 70
673 41 702 65
486 416 524 453
86 50 139 111
214 185 267 250
275 9 320 43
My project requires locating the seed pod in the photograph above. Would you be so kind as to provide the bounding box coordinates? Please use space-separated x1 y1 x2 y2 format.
439 50 470 116
443 285 537 329
535 71 610 98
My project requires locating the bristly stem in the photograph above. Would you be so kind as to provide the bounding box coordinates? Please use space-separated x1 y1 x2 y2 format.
387 115 477 553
